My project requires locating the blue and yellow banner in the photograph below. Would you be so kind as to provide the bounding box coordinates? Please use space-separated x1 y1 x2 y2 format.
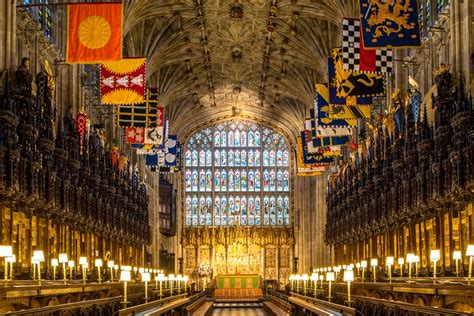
360 0 421 49
331 48 384 98
316 83 358 127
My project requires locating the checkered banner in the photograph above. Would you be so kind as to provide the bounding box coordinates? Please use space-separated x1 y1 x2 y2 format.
342 18 392 74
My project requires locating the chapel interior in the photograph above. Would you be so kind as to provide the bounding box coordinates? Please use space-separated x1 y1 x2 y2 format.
0 0 473 315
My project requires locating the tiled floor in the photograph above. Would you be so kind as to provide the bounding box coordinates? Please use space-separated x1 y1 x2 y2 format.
212 303 268 315
211 308 267 316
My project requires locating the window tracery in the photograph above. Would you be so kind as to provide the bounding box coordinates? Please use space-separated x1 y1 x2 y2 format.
185 120 290 226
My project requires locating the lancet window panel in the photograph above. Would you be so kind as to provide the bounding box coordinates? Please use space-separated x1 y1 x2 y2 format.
184 120 290 226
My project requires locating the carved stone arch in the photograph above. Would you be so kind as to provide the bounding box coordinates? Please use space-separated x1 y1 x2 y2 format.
412 294 427 306
398 292 413 303
446 302 474 313
371 290 383 299
384 292 395 301
431 295 443 308
30 298 41 309
0 303 27 313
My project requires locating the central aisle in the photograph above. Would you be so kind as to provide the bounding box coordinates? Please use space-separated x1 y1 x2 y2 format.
211 308 267 316
211 303 268 315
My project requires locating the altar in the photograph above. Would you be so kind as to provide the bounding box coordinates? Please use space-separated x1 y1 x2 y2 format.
216 274 260 289
182 227 294 288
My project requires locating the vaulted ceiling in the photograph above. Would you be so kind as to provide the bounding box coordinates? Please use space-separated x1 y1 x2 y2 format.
122 0 359 143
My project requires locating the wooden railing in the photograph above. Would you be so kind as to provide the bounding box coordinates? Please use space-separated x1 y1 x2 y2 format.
266 290 355 316
332 292 472 316
289 292 355 316
7 295 126 315
185 291 211 313
4 287 205 316
118 293 188 316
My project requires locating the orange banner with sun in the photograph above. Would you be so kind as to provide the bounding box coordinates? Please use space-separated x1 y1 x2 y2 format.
66 3 123 64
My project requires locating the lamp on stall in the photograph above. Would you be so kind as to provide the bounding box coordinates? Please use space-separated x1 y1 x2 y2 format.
133 267 138 279
51 259 59 281
386 256 394 283
370 259 378 283
114 265 119 281
319 273 324 288
68 260 75 280
355 263 360 278
79 257 88 284
414 255 420 277
142 272 150 303
108 261 115 282
406 253 415 279
326 272 335 302
302 274 309 296
0 246 13 285
120 269 131 307
289 275 294 292
176 274 183 295
33 251 45 285
343 269 354 306
31 256 38 280
156 272 166 298
333 266 341 280
183 275 189 293
58 253 68 284
5 255 15 281
453 251 461 277
360 260 367 282
430 249 440 284
294 274 301 292
310 273 318 298
169 274 175 293
466 245 474 284
398 257 404 277
95 259 103 283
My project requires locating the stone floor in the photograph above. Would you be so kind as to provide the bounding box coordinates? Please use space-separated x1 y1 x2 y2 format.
211 308 267 316
211 302 268 315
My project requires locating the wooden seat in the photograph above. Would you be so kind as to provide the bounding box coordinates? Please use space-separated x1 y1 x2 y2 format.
190 301 213 316
213 288 263 301
186 296 213 316
263 301 290 316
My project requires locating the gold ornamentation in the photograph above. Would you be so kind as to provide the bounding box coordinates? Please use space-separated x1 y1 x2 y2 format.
366 0 416 39
78 16 112 49
433 64 451 76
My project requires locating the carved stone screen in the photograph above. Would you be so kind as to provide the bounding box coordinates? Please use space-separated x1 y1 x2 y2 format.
184 120 290 227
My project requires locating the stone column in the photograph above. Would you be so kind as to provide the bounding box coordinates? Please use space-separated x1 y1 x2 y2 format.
0 0 17 71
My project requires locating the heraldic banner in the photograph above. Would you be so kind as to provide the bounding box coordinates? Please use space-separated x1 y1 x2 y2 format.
67 3 123 63
359 0 421 49
101 58 146 105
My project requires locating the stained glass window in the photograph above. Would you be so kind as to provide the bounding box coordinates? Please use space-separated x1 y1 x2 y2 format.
185 120 290 226
38 0 53 39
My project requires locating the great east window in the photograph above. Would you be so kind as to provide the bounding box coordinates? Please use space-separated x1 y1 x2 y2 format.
184 120 290 227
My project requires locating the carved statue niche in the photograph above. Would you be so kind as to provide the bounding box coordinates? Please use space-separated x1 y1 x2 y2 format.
230 2 243 18
14 57 33 98
433 64 452 99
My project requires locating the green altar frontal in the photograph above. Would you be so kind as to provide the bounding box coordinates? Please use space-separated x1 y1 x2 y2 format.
216 275 260 289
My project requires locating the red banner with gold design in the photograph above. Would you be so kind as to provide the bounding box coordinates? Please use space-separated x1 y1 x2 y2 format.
76 112 87 147
67 3 123 63
100 58 146 105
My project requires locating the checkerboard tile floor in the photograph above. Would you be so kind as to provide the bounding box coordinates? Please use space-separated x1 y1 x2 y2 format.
212 303 267 315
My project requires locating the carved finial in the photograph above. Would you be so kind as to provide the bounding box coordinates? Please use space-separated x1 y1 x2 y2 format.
433 63 451 77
